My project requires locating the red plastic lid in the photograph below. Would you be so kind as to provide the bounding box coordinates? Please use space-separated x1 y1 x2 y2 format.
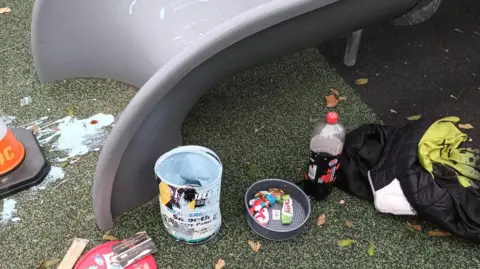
74 241 157 269
326 112 339 124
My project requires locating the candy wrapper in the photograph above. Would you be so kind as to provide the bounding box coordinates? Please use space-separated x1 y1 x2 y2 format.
281 195 293 225
269 188 285 203
254 207 270 227
262 193 276 207
249 198 267 215
255 191 269 199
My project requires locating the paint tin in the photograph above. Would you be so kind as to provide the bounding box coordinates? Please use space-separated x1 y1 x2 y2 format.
154 145 222 244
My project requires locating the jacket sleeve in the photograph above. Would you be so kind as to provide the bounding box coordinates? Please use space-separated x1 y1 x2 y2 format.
336 124 396 201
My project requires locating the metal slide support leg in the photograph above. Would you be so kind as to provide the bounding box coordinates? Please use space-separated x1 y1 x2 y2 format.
343 29 363 67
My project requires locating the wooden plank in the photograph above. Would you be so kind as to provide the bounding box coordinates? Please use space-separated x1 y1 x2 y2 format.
57 238 90 269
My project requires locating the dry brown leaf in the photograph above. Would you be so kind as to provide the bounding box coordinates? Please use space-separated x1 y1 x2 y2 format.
215 259 225 269
0 7 11 14
345 220 354 228
428 229 450 237
390 109 398 114
330 88 340 96
354 78 369 85
90 120 99 125
69 156 81 165
36 258 61 269
317 214 326 226
459 123 474 129
339 199 345 205
32 125 40 135
338 96 347 101
407 222 422 232
325 95 338 108
248 240 261 252
102 233 119 241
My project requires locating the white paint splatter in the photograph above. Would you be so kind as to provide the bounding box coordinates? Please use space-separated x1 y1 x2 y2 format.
1 198 19 224
34 113 115 161
0 116 16 126
20 96 32 107
33 166 65 190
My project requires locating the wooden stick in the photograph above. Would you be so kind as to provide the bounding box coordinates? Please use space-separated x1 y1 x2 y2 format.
57 238 90 269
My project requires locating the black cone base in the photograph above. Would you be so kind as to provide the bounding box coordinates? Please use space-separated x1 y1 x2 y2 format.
0 128 51 199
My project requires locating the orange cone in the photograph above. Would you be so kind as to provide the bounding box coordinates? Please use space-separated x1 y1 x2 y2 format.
0 119 25 175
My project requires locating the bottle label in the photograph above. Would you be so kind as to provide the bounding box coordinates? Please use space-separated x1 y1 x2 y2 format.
306 151 340 184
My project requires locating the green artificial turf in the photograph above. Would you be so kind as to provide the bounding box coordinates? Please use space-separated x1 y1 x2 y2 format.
1 0 480 268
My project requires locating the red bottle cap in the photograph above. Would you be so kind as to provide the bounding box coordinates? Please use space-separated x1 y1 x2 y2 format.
326 112 338 124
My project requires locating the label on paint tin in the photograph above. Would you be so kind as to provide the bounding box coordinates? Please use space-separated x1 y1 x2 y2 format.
158 180 221 243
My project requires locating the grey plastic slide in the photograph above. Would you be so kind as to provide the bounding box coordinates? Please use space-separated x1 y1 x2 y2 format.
32 0 422 229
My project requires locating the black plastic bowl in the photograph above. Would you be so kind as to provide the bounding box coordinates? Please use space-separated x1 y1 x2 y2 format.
244 179 311 241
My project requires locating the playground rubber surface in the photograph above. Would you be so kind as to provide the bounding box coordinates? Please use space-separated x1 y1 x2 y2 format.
1 0 479 268
320 0 480 146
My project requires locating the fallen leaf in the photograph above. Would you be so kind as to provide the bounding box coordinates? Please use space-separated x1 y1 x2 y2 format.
450 95 458 100
390 109 398 114
32 125 40 135
407 222 422 232
317 214 326 226
339 199 345 205
102 233 119 241
454 28 464 33
325 95 338 108
428 229 450 237
254 125 265 133
59 161 70 168
338 96 347 101
330 88 340 96
354 78 369 85
0 7 11 14
66 106 74 116
458 123 474 129
215 259 225 269
344 220 354 228
406 114 421 121
90 120 99 125
367 242 375 256
36 258 61 269
69 156 81 165
248 240 261 253
247 164 261 177
338 239 356 247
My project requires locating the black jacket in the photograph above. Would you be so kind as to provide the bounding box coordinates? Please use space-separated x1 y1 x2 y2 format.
336 120 480 242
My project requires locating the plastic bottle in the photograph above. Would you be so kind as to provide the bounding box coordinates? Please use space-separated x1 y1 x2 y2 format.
303 112 345 200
